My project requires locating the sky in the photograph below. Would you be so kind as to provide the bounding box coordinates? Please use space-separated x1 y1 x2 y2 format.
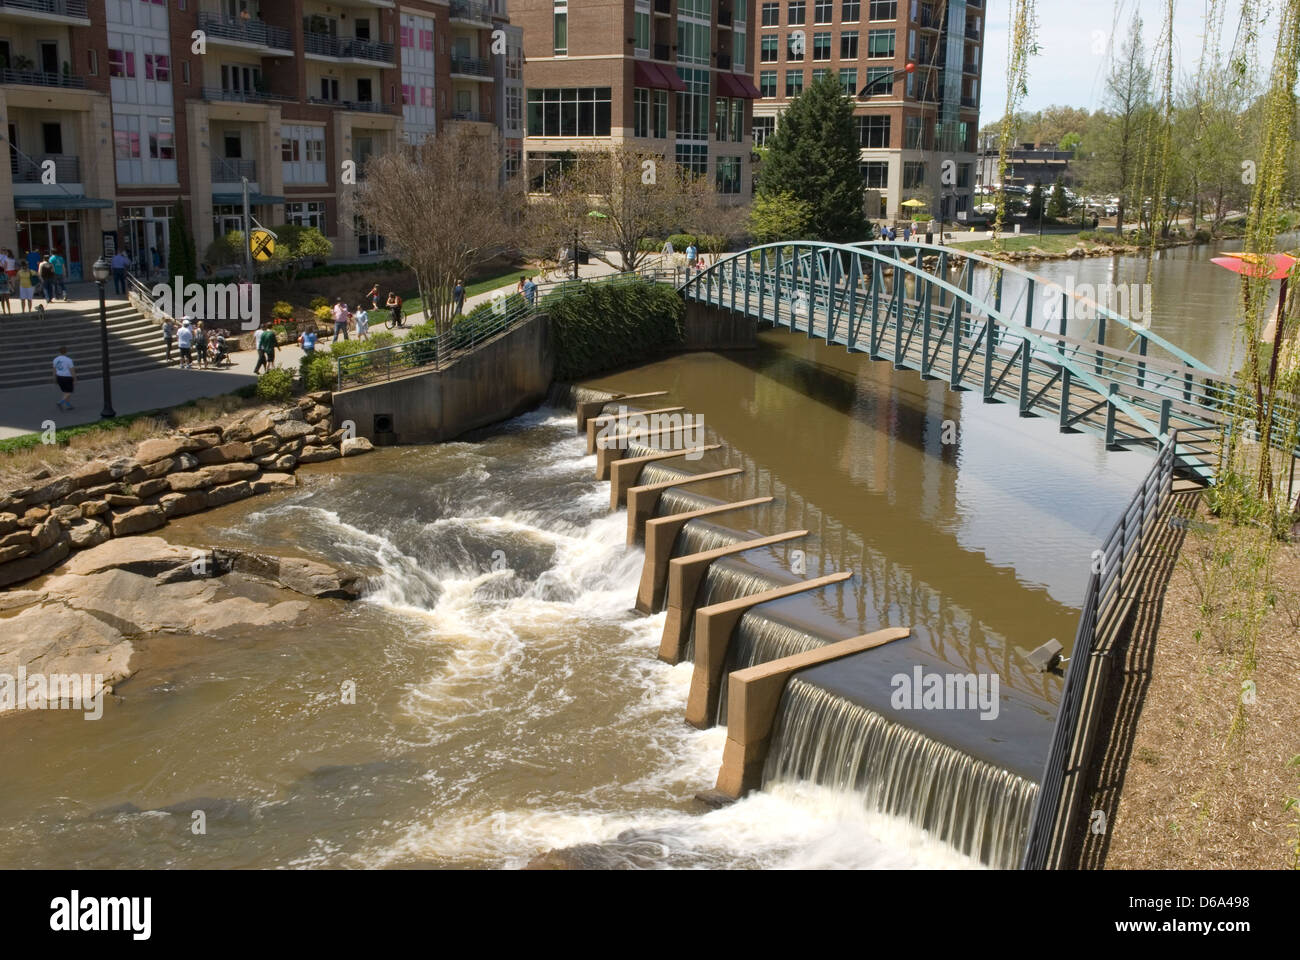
979 0 1281 120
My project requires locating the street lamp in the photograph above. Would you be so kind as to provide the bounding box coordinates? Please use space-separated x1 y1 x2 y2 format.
91 256 116 419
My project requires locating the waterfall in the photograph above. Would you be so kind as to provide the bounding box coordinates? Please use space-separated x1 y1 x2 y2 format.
680 558 789 663
547 384 617 409
656 487 722 518
637 462 692 488
714 618 827 724
763 677 1038 869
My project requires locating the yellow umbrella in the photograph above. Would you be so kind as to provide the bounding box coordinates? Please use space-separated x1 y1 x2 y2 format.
900 198 927 208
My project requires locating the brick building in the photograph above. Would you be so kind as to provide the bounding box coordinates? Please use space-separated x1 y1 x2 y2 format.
0 0 523 281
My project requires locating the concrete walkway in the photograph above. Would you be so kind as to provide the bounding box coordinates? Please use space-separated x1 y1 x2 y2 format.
0 256 635 440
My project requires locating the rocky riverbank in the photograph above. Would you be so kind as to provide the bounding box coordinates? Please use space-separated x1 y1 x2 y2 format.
0 390 375 589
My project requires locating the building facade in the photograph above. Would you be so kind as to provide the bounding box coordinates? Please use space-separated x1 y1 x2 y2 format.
0 0 520 282
512 0 758 202
975 135 1076 197
752 0 983 224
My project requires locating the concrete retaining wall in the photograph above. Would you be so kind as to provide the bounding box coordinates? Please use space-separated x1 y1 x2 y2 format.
333 313 555 445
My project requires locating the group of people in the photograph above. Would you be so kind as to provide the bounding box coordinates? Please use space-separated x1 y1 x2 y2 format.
161 317 231 369
513 275 539 306
0 248 68 312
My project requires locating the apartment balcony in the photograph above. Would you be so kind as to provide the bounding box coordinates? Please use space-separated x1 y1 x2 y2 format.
196 12 294 56
0 0 90 26
1 65 86 88
449 55 493 80
915 9 941 29
303 32 394 65
11 153 79 183
450 110 490 123
201 86 294 104
965 22 980 39
308 96 388 113
654 43 671 61
653 0 671 14
448 0 492 27
716 52 731 69
963 61 979 75
211 157 257 182
961 95 977 108
718 7 732 27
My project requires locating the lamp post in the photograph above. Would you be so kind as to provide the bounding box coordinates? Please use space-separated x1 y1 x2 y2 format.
92 256 116 419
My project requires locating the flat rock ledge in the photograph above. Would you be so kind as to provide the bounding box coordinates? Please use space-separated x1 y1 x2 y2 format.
0 535 364 718
0 391 374 590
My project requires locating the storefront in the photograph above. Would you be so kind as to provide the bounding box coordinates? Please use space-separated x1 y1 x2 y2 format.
13 199 113 283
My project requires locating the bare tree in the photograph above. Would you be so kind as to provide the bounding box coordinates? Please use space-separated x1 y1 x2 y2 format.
526 146 714 272
348 128 524 336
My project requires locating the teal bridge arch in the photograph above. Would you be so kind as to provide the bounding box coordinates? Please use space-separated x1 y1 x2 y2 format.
678 240 1300 481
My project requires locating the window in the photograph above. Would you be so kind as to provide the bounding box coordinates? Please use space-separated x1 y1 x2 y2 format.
957 163 972 188
855 114 889 147
734 28 747 68
842 0 861 21
869 0 896 18
814 0 832 23
634 11 650 53
282 125 327 183
787 1 805 25
654 90 668 138
634 87 650 138
786 34 803 60
903 161 926 189
320 77 339 101
285 201 326 230
114 129 140 159
526 87 613 137
675 66 710 140
108 49 135 78
761 2 780 25
675 142 708 176
839 68 857 95
905 115 927 148
730 98 744 142
181 60 190 84
785 70 803 96
860 160 888 188
759 70 777 97
761 36 779 61
753 115 776 145
812 67 829 82
812 32 831 60
840 31 858 58
149 131 175 159
88 49 98 76
356 78 372 102
863 66 893 95
714 96 728 139
867 28 895 57
716 155 740 194
553 1 568 56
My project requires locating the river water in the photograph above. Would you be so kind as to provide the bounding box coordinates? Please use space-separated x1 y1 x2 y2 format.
0 243 1249 869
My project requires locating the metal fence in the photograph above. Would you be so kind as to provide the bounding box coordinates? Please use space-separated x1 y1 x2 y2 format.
1021 431 1190 869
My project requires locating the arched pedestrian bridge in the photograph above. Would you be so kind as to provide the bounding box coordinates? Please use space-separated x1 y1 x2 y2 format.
679 241 1296 481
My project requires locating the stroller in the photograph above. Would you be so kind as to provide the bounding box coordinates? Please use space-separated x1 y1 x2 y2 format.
207 331 233 368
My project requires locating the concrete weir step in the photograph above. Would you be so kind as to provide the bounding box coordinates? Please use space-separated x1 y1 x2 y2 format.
684 571 854 729
587 405 686 455
710 627 912 797
609 444 722 509
575 390 669 434
623 467 743 541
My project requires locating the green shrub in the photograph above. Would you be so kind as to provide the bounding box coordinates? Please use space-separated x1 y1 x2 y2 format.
1194 228 1212 243
271 300 295 320
545 278 684 381
666 233 698 250
233 384 258 400
638 238 663 252
256 367 294 401
299 353 336 392
313 305 333 324
309 295 330 311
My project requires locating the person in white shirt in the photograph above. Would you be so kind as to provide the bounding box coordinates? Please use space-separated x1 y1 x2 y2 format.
354 303 369 340
53 347 75 410
177 318 195 368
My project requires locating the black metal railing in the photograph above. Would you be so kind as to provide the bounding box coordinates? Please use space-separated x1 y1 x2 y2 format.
449 55 492 77
1021 433 1180 869
716 51 731 69
11 153 80 183
303 31 394 63
201 85 293 103
449 110 488 122
211 157 257 181
0 0 88 18
0 67 84 88
448 0 492 23
308 96 387 113
196 12 293 51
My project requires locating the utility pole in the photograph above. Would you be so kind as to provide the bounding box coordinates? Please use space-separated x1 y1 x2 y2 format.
242 176 253 282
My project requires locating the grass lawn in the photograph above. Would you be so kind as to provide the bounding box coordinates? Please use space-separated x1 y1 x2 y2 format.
397 266 535 316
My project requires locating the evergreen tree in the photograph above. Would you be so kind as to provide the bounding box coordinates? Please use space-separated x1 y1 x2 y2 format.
755 73 869 243
167 197 196 283
1046 176 1070 219
1027 182 1046 223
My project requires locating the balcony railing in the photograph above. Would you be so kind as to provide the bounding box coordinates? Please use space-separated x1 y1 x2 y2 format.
450 110 488 123
196 12 293 52
718 8 732 26
963 61 979 74
448 0 492 24
308 96 387 113
966 23 980 39
11 153 79 183
654 42 670 60
211 157 257 181
961 95 978 108
449 55 492 77
201 85 293 104
0 0 88 20
716 51 731 69
0 66 84 88
303 32 394 64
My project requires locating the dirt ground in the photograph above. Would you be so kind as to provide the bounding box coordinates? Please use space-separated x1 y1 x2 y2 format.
1099 496 1300 869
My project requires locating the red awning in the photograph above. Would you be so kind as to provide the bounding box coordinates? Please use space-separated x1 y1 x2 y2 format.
715 72 743 98
634 61 665 90
726 73 762 99
658 63 687 92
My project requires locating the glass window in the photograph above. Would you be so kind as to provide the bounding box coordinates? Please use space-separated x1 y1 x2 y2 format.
860 160 888 188
787 34 803 60
842 0 861 22
714 96 728 139
814 0 832 23
787 1 805 25
526 87 612 137
812 67 829 83
839 68 857 95
654 89 668 138
903 161 926 188
634 87 650 138
759 70 777 97
855 114 890 148
905 115 927 148
675 142 708 176
840 31 858 58
869 0 896 19
867 28 895 57
812 32 831 60
553 2 567 56
716 155 740 194
634 12 650 53
864 65 893 95
761 2 780 26
753 115 776 145
785 70 803 96
761 36 779 61
730 98 744 142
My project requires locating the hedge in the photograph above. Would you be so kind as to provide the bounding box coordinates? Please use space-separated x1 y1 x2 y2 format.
544 278 683 381
299 353 336 392
256 368 294 401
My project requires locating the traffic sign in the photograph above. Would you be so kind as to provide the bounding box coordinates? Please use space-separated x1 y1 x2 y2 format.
250 229 275 262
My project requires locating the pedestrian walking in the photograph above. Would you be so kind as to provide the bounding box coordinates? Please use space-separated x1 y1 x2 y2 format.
150 246 162 278
17 262 34 313
37 255 54 302
452 280 465 316
53 347 75 410
298 327 318 357
26 248 39 272
386 291 403 329
0 270 11 315
686 242 698 276
49 249 66 300
354 303 370 340
161 317 175 363
176 318 194 368
253 321 275 373
110 249 129 295
332 296 350 340
515 277 525 297
366 283 381 310
194 321 209 369
0 248 14 289
523 276 536 306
